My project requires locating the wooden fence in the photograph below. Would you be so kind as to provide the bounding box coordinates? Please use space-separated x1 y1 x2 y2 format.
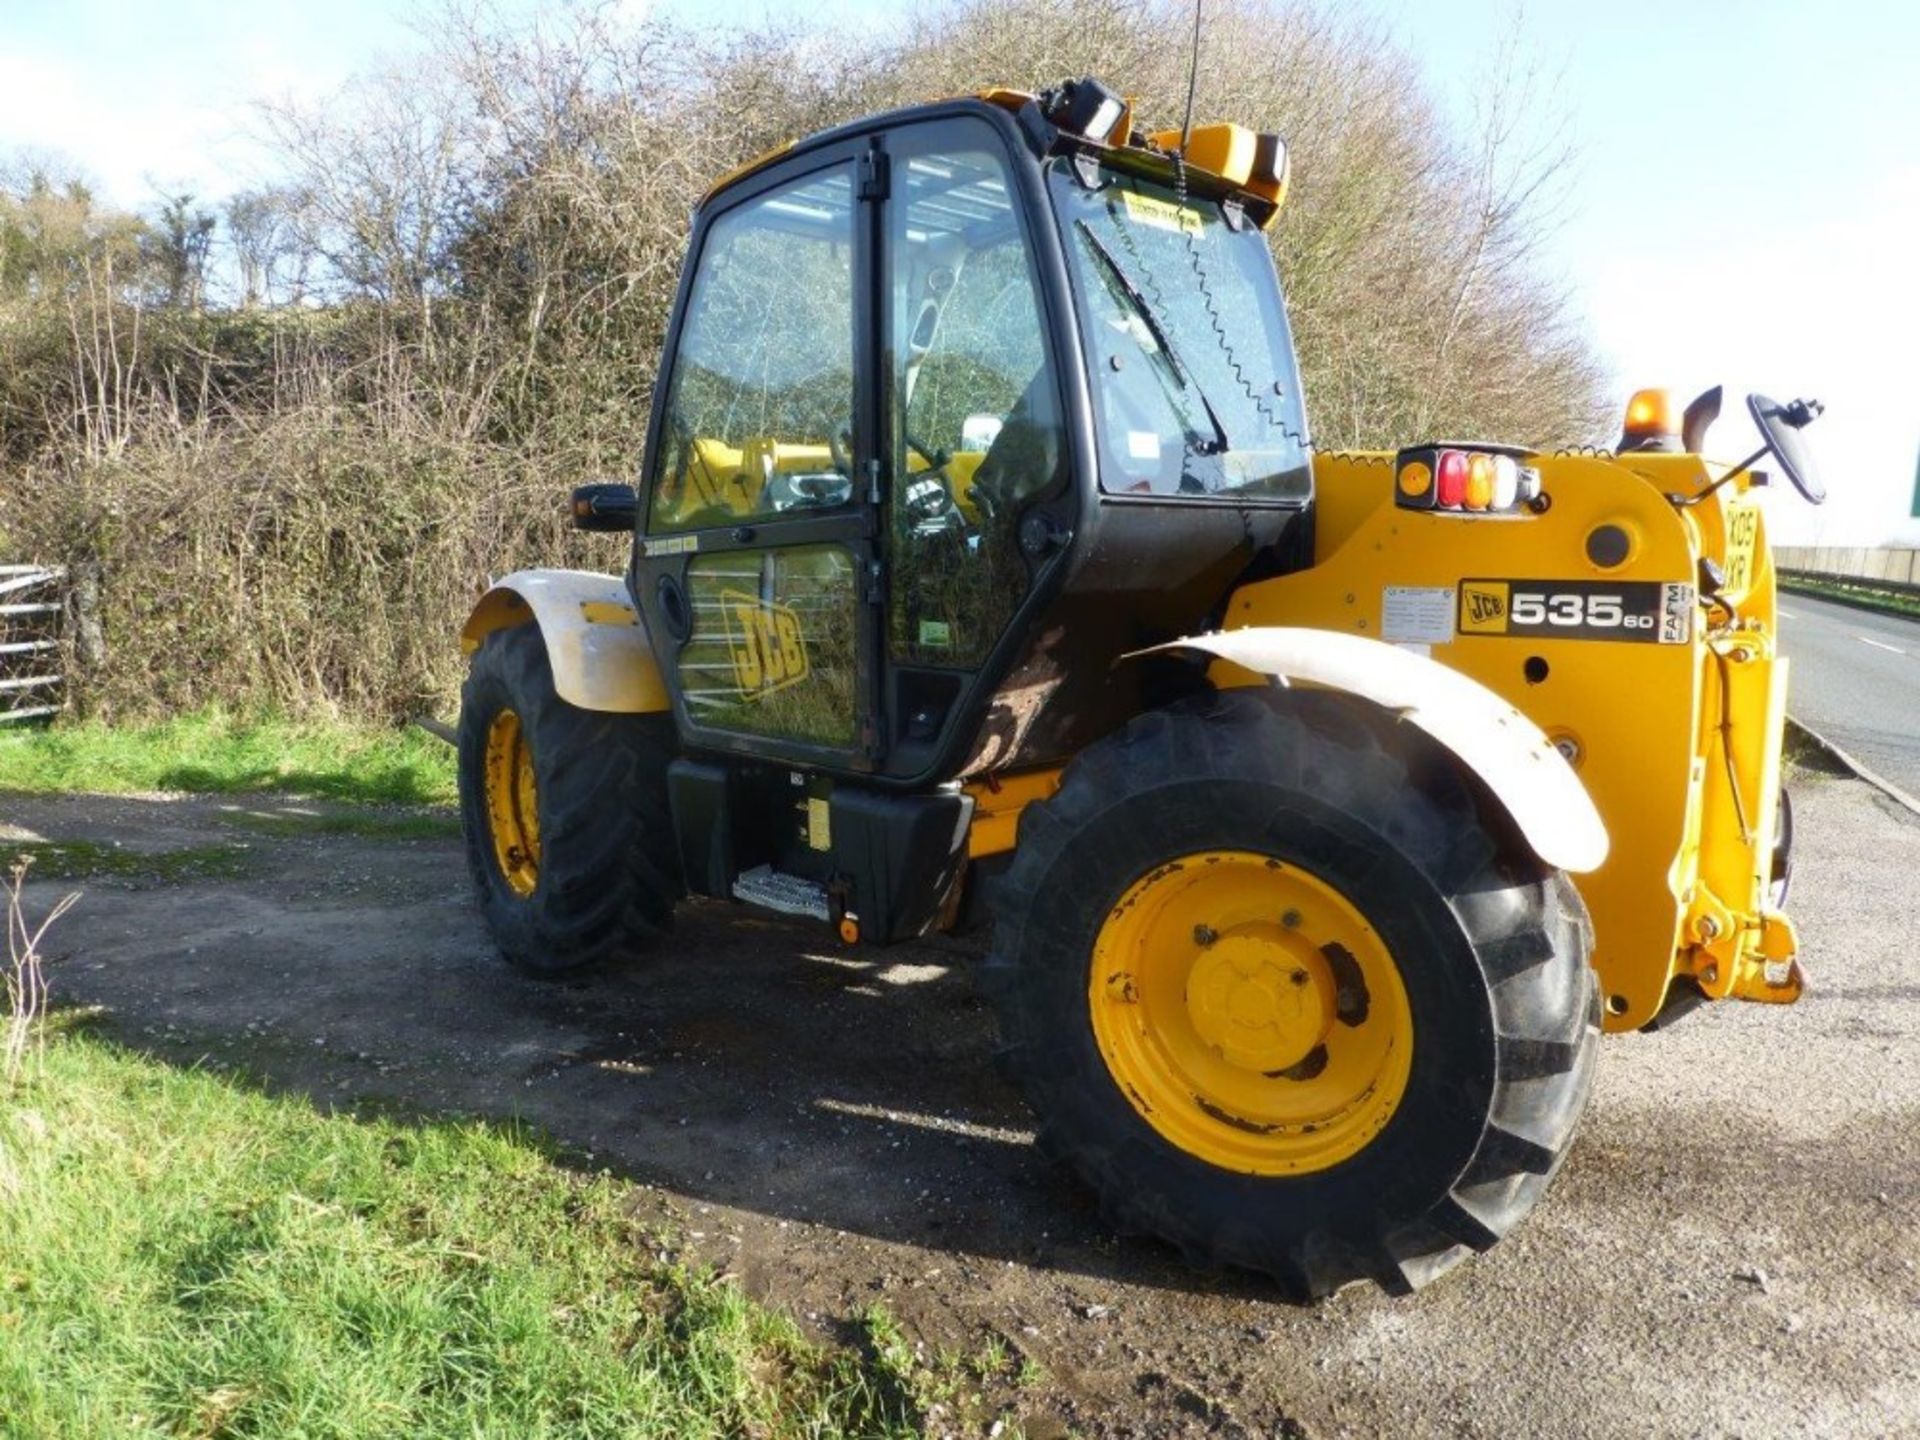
0 566 65 725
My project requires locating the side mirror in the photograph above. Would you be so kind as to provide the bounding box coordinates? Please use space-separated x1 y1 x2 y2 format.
571 482 639 532
1746 395 1827 506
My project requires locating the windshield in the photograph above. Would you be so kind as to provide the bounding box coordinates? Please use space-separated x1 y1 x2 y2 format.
1050 161 1310 502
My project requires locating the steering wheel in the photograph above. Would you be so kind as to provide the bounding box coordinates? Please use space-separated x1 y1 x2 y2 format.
905 430 950 472
827 427 852 477
831 426 949 478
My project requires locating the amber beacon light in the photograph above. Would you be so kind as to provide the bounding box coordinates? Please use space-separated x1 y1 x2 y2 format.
1619 388 1681 452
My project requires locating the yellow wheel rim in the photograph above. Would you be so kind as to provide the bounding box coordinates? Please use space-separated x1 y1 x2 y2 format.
1090 850 1414 1175
483 708 541 898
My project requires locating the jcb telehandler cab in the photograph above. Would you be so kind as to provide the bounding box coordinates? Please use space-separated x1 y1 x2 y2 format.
456 81 1822 1297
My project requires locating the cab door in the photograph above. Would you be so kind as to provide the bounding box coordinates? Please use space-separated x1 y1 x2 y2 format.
875 115 1069 776
634 146 882 767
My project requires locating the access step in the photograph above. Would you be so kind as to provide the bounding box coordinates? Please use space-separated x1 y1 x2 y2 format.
730 864 830 922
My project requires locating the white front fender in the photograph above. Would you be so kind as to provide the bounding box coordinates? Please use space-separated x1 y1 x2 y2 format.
1137 627 1609 874
462 569 669 714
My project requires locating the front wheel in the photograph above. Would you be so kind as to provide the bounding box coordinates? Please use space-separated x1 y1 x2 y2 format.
981 691 1599 1299
458 623 682 975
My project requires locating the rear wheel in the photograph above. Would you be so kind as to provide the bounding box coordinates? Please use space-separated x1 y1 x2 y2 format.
458 623 682 975
981 690 1599 1298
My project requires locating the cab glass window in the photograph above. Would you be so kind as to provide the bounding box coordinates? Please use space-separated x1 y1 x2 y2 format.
1051 163 1309 502
649 167 856 533
888 135 1062 667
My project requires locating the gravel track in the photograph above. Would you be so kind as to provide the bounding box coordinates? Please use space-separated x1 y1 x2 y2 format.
6 767 1915 1437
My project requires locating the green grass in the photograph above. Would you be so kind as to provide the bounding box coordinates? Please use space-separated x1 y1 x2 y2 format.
5 839 253 884
1780 574 1920 620
0 1030 921 1439
850 1306 1031 1426
0 711 456 806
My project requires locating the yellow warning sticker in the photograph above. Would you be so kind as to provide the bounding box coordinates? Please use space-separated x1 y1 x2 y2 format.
579 599 638 627
1120 190 1203 236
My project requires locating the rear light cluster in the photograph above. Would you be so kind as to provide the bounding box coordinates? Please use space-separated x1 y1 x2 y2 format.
1395 447 1542 514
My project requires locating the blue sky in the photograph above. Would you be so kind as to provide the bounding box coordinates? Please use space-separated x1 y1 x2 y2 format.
3 0 1914 544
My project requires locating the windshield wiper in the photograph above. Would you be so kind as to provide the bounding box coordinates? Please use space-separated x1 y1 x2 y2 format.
1074 219 1230 458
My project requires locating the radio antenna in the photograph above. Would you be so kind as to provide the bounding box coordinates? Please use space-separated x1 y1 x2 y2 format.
1180 0 1202 155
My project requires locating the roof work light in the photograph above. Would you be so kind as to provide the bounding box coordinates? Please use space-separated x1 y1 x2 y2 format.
1042 77 1126 143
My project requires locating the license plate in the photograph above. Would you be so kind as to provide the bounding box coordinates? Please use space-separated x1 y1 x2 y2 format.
1723 504 1759 594
1458 579 1693 644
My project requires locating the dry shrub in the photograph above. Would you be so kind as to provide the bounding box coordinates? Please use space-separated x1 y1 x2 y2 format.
15 422 581 719
0 0 1608 722
5 859 78 1091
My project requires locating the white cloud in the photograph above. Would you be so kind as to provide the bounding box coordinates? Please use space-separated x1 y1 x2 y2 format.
0 50 237 200
0 7 374 208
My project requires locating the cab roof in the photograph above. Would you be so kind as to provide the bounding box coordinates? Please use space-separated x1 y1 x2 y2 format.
698 83 1290 228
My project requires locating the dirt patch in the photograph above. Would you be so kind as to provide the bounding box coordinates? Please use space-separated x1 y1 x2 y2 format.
6 775 1917 1438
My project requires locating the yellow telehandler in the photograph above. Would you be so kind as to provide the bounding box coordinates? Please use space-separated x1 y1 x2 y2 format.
456 79 1822 1297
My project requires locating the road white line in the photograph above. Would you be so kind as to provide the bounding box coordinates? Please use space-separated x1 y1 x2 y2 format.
1777 608 1798 620
1857 636 1906 655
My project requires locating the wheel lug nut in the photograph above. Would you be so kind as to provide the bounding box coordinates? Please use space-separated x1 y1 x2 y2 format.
1290 970 1308 986
1281 909 1302 929
1193 924 1217 947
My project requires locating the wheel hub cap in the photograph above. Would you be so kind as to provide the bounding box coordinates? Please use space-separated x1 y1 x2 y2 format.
1186 931 1332 1074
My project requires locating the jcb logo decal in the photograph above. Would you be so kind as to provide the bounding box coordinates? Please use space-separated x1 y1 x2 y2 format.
1459 581 1511 634
721 590 809 697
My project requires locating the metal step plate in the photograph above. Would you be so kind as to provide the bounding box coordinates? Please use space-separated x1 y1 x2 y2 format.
730 864 830 922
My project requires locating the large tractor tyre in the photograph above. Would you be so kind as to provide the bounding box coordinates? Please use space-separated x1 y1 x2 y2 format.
458 622 682 976
981 690 1599 1300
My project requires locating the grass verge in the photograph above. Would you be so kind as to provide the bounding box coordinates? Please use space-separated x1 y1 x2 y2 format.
0 1028 921 1439
1780 574 1920 621
0 711 456 806
3 840 253 884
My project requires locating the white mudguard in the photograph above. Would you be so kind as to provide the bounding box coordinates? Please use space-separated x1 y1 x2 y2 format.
461 569 669 714
1138 627 1609 874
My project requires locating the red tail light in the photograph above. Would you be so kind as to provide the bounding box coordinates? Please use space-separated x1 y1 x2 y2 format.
1435 449 1468 508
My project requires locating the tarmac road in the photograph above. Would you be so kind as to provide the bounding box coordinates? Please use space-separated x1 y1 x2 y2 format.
1778 591 1920 799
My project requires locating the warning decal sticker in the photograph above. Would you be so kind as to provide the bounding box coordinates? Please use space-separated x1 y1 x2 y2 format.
1381 586 1456 644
